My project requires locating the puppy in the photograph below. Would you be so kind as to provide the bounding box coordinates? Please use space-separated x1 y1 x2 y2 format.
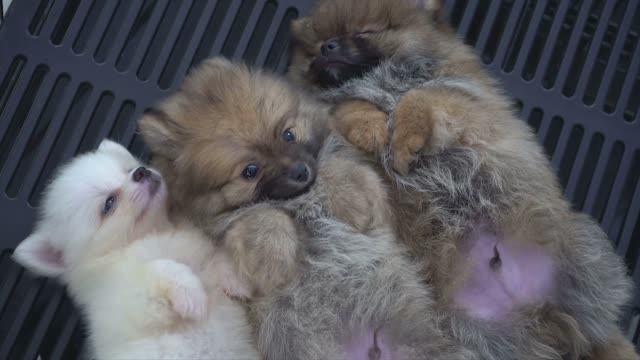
13 140 259 360
287 0 637 359
140 58 473 359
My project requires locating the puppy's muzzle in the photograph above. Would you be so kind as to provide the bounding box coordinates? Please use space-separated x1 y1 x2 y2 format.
132 166 162 196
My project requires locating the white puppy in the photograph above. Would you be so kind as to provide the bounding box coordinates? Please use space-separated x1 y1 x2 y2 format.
13 139 259 360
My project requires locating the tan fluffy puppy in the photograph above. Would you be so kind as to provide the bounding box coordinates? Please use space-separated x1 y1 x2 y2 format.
140 58 473 359
287 0 638 359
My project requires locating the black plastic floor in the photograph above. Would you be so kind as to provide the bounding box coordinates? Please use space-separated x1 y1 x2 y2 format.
0 0 638 358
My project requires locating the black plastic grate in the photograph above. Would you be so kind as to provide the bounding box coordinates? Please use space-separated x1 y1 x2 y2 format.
0 0 639 358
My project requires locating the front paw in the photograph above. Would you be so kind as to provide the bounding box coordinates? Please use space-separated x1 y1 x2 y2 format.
333 100 389 155
390 90 435 175
150 259 208 321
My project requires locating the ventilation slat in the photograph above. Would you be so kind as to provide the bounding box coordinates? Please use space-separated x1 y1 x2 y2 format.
21 79 83 199
582 140 615 214
572 0 618 99
563 133 596 202
473 0 502 54
37 0 70 38
550 118 575 169
158 0 219 90
595 0 639 108
492 0 527 70
136 1 192 82
0 63 36 143
102 2 145 66
0 261 22 318
615 33 640 119
207 1 244 58
0 73 55 194
254 6 287 66
119 0 169 75
53 0 93 47
456 0 479 40
554 0 595 90
21 288 64 360
232 0 266 60
117 107 144 148
73 1 119 55
533 0 571 83
534 110 552 145
48 313 79 360
601 150 637 242
0 281 44 359
512 0 549 75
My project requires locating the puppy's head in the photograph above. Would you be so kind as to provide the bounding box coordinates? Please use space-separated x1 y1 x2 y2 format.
13 140 168 277
140 58 329 216
288 0 447 89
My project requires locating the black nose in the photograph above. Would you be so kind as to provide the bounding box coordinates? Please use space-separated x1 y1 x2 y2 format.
132 166 150 182
289 162 309 183
321 38 340 56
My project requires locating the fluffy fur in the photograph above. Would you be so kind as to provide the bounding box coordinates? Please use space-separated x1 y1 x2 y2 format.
13 140 259 360
140 59 473 359
287 1 638 359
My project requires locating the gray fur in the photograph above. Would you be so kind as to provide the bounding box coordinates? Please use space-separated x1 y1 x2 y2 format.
220 135 475 360
319 58 633 359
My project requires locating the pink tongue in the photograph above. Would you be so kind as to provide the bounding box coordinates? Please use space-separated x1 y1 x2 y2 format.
454 227 556 320
345 328 393 360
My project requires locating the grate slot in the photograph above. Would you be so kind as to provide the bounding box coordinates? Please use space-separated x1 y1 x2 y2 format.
542 1 583 89
74 91 116 155
115 0 165 73
263 7 298 70
456 0 480 43
0 56 27 129
50 0 82 46
555 125 584 190
108 101 137 143
584 0 635 106
5 74 71 200
595 0 640 113
474 0 506 63
231 0 267 61
610 151 640 253
72 1 117 55
28 82 95 207
571 133 605 210
0 65 49 179
158 0 219 90
190 0 236 68
136 0 191 82
221 0 259 59
48 312 80 360
0 279 46 360
512 0 551 76
95 2 144 65
584 141 626 221
530 0 571 83
243 0 279 65
570 0 618 100
18 285 64 360
28 0 55 37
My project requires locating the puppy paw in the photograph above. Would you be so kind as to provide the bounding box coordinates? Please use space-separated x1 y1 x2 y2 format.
149 259 208 321
390 89 436 175
333 100 389 155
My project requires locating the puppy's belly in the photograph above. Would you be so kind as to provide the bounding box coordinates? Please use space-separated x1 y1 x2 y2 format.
345 328 392 360
454 224 555 320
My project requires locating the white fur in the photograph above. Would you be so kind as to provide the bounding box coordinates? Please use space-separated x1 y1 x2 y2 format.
13 140 259 360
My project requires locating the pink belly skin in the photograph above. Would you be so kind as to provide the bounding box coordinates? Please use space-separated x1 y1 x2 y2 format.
454 224 556 320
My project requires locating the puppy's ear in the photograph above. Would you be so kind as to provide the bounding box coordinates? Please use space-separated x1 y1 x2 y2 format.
290 17 311 39
413 0 444 22
13 232 65 277
97 139 129 157
139 110 182 160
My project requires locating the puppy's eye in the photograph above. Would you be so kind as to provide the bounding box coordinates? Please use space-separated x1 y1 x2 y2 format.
282 128 295 143
103 195 116 215
242 164 260 179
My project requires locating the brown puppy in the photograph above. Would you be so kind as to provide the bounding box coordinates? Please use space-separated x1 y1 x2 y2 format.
140 58 470 360
288 0 638 359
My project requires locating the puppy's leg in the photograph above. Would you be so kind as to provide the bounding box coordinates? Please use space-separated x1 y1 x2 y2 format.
221 207 301 297
145 259 207 321
587 329 639 360
390 87 470 175
333 100 389 156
